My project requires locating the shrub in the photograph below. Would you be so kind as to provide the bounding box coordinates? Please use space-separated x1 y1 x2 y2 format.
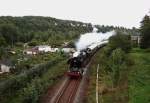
19 61 67 103
108 31 131 53
15 42 24 47
28 41 37 46
0 57 64 102
108 48 126 87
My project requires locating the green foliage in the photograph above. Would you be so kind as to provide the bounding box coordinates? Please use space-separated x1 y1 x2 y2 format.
0 16 138 48
140 15 150 49
0 16 93 46
28 40 38 46
95 25 139 35
95 25 114 33
0 47 5 59
108 31 131 53
129 49 150 103
15 42 24 47
0 34 6 46
12 61 67 103
109 48 126 87
0 24 19 46
87 47 131 103
0 57 64 102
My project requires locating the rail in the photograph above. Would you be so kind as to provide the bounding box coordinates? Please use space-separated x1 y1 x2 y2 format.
54 78 80 103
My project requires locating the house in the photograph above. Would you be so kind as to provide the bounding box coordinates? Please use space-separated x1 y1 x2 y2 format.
24 45 50 55
24 45 60 55
61 48 75 53
0 60 13 74
131 35 141 46
50 48 59 52
23 47 39 55
37 45 51 52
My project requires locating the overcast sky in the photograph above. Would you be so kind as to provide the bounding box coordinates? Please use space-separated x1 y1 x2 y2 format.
0 0 149 28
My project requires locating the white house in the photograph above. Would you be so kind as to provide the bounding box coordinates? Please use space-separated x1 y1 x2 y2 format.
61 48 75 53
37 45 51 52
0 64 10 73
24 45 60 55
0 60 12 74
131 35 141 46
25 50 38 55
23 48 39 55
50 48 59 52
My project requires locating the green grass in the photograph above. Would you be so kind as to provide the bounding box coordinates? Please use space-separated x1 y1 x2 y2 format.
129 48 150 103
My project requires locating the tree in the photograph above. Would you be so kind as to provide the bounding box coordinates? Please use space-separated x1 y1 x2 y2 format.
108 31 131 53
0 24 19 46
109 48 126 87
140 15 150 48
0 34 7 59
0 34 6 46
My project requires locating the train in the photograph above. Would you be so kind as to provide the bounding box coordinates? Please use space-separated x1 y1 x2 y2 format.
67 40 108 78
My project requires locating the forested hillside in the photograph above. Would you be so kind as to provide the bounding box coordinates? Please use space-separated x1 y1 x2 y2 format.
95 25 139 35
0 16 93 46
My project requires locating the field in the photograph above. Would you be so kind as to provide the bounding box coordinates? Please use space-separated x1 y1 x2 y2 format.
129 48 150 103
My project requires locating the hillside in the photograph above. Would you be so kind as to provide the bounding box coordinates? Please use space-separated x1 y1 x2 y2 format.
0 16 93 46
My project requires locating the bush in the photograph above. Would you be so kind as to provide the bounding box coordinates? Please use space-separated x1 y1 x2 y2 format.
15 42 24 47
28 41 37 46
108 31 131 53
125 54 135 66
108 48 126 87
0 57 64 102
18 61 67 103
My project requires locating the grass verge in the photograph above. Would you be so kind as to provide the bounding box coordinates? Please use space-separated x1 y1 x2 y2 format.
129 48 150 103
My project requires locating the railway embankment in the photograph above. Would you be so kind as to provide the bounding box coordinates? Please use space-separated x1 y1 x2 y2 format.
86 47 131 103
85 48 150 103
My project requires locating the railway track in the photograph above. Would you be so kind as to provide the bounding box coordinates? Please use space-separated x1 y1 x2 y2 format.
53 78 81 103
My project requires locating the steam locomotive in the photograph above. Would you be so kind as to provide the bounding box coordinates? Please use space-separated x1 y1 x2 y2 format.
67 40 108 77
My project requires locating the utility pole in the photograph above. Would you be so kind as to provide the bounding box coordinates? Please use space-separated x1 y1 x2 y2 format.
96 64 99 103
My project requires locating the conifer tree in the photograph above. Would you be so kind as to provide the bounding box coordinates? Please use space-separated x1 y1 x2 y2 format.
140 15 150 48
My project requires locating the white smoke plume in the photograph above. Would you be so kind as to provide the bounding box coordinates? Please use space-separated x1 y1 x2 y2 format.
75 28 116 51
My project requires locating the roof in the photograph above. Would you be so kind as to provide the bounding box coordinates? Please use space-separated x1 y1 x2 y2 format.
36 45 51 48
24 48 39 53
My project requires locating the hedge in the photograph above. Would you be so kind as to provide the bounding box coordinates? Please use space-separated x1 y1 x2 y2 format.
0 56 64 102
